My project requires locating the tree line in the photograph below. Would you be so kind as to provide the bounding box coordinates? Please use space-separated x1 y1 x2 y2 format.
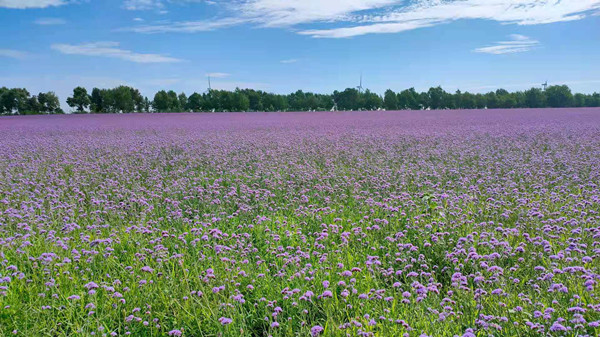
0 87 63 115
1 84 599 115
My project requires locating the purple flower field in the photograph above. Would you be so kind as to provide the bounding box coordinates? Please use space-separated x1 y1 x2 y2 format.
1 109 600 336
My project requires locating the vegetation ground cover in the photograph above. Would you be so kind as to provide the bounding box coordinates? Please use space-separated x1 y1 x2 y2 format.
1 109 599 336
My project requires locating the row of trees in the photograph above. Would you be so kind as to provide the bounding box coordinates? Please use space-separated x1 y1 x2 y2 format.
2 84 600 115
66 85 600 113
0 87 63 115
66 86 151 113
382 85 600 110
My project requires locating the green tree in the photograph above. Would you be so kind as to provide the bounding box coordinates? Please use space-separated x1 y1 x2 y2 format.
397 88 419 110
203 92 215 112
474 94 487 109
513 91 526 108
15 88 31 114
101 89 116 113
316 94 334 111
333 88 360 111
418 92 429 110
495 89 512 108
262 92 287 111
90 88 104 113
67 87 91 113
443 90 455 109
187 93 204 112
143 97 151 112
362 90 382 110
26 95 42 114
153 90 170 112
0 87 8 114
1 88 31 114
38 92 61 113
545 85 573 108
242 89 263 111
453 90 462 109
178 92 188 112
231 89 250 111
427 86 446 109
130 88 144 112
166 90 179 112
586 93 600 107
485 92 498 109
574 93 586 108
496 89 517 109
524 88 546 108
113 86 135 113
461 92 476 109
304 93 319 111
383 89 398 110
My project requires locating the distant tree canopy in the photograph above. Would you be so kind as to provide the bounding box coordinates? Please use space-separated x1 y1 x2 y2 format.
85 86 144 114
66 87 91 113
0 87 63 115
1 84 600 115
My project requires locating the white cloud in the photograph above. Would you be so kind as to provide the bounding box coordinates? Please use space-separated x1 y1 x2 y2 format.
206 72 230 78
474 34 540 55
299 21 436 38
126 0 600 38
51 42 184 63
237 0 398 27
298 0 600 38
280 59 298 64
0 0 66 8
123 0 164 10
0 49 30 59
123 17 246 33
34 17 67 25
133 17 145 22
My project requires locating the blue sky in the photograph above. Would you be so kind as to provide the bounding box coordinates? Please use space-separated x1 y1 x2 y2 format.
1 0 600 109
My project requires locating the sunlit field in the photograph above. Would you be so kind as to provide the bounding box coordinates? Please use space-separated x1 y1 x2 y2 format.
1 109 600 336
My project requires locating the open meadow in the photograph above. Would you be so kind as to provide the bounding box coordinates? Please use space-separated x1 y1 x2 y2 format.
1 109 600 336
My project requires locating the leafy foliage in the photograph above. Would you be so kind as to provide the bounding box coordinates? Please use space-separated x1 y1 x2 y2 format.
2 84 600 115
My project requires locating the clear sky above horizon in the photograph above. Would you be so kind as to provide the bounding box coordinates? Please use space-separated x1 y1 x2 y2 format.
1 0 600 109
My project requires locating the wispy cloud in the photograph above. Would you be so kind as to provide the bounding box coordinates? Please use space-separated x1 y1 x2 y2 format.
124 0 600 38
123 17 247 33
34 17 67 25
237 0 397 27
51 42 184 63
297 0 600 38
474 34 540 55
0 49 30 59
0 0 67 8
280 59 298 64
206 72 230 78
123 0 164 10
